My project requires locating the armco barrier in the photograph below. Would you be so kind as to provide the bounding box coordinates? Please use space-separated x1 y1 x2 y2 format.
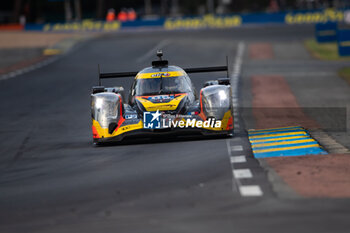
23 8 349 32
337 29 350 56
315 22 337 43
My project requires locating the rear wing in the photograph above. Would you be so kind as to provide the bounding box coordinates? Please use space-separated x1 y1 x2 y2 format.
97 52 229 85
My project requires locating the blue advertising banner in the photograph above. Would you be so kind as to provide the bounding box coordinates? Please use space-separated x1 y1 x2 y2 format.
315 22 337 43
337 29 350 56
122 18 164 28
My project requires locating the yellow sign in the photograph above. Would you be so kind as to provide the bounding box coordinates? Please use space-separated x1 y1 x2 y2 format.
340 41 350 47
164 14 242 30
43 19 120 32
285 9 344 24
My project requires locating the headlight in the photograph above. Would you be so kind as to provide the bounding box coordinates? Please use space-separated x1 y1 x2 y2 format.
95 98 104 109
218 90 227 100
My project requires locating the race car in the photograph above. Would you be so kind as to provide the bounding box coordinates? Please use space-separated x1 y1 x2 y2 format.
91 50 233 144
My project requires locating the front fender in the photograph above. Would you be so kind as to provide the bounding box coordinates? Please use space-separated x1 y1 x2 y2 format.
91 92 122 135
200 85 232 120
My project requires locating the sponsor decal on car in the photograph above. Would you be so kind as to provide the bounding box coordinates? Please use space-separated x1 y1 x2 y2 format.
136 71 185 79
143 110 221 129
146 95 175 103
143 110 162 129
151 72 171 77
125 114 138 119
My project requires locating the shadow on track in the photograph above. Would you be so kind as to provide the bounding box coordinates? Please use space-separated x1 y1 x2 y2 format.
93 133 233 147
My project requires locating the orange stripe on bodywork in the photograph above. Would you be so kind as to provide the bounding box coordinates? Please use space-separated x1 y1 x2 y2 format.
198 90 206 121
113 94 125 133
92 125 100 138
226 115 233 130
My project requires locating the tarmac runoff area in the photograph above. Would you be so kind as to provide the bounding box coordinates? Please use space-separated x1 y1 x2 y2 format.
0 31 92 81
1 25 350 232
247 43 350 198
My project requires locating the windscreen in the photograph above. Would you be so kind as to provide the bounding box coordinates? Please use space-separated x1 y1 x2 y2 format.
135 76 192 96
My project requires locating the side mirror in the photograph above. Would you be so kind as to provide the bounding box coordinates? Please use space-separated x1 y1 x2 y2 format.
203 80 218 87
218 78 230 85
105 86 125 101
92 86 105 94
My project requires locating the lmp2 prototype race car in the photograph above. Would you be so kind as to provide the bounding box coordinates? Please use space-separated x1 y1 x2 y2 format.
91 50 233 144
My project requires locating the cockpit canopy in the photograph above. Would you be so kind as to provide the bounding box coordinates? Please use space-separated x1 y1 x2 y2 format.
133 66 193 96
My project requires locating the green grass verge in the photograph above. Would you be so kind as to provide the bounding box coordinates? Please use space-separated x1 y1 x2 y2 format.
304 39 350 61
338 67 350 84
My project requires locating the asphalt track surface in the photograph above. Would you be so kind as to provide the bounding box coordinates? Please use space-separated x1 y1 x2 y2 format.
1 25 350 233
